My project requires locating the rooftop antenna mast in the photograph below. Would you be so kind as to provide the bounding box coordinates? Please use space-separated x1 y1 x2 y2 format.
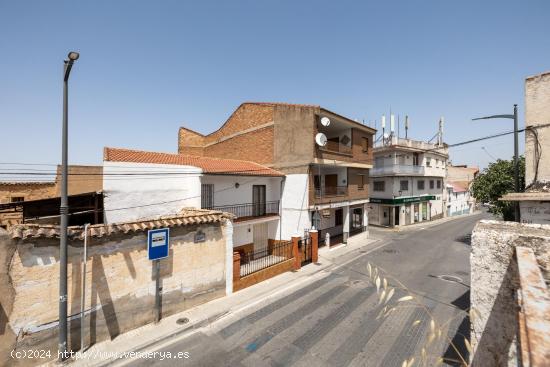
438 116 445 146
405 115 409 139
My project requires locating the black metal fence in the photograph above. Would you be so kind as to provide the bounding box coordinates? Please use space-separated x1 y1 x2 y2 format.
240 240 293 277
206 201 279 219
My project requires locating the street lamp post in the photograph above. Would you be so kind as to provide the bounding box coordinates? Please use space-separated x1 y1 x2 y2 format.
59 51 79 361
472 104 520 222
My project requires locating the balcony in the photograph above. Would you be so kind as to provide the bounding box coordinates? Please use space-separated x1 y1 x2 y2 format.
318 141 352 155
206 201 279 222
314 186 348 198
370 164 425 176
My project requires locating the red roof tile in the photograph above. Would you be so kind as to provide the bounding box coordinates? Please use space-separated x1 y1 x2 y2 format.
448 181 469 193
104 147 284 177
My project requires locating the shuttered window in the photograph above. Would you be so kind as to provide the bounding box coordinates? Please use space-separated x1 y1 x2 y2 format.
201 184 214 209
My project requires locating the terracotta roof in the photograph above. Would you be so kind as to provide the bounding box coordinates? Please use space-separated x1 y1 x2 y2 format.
0 181 55 186
103 147 284 177
8 208 233 240
242 102 319 108
447 182 469 193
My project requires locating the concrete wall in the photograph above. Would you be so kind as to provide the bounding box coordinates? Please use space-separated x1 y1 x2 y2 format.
103 161 202 223
525 71 550 185
0 223 227 366
273 105 316 169
279 174 311 239
470 220 550 367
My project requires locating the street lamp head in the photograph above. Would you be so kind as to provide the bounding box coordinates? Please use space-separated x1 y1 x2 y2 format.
67 52 80 61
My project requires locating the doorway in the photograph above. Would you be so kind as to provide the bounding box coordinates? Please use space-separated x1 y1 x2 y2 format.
382 207 390 226
252 185 266 216
394 206 400 226
253 222 268 252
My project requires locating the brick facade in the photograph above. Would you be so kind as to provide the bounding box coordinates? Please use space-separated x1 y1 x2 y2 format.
178 103 276 164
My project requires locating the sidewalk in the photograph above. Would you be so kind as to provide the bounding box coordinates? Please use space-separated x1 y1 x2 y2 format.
57 236 383 367
370 210 483 233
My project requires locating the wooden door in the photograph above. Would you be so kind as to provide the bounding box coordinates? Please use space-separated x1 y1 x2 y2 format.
325 174 338 195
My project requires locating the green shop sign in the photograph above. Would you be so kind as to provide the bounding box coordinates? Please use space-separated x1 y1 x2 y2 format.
369 195 436 205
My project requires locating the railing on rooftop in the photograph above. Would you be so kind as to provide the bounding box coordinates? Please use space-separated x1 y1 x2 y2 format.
516 246 550 367
206 201 279 220
370 165 425 176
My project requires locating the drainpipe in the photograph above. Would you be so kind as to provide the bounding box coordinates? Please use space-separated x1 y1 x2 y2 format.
279 176 285 242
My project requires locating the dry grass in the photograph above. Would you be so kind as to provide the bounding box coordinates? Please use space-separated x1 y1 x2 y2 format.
367 262 474 367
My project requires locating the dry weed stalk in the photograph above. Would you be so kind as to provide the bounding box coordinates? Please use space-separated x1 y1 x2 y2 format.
366 262 472 367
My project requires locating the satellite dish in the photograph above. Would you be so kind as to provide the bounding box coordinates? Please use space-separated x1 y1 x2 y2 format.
383 133 389 139
315 133 327 146
320 117 331 127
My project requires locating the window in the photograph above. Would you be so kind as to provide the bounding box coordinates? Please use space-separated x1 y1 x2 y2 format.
375 157 384 168
374 181 385 191
417 180 425 190
436 159 439 167
437 180 441 189
400 180 408 191
430 180 435 189
361 137 369 153
358 174 365 190
413 153 419 166
11 197 24 203
201 184 214 209
426 157 431 167
335 208 343 226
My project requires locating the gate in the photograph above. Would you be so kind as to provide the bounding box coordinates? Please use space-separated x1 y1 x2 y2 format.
299 230 312 266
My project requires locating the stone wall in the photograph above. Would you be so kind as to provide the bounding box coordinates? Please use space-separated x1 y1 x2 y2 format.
470 220 550 367
525 71 550 186
0 223 228 366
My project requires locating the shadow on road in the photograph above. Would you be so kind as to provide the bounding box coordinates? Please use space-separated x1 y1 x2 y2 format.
442 290 470 366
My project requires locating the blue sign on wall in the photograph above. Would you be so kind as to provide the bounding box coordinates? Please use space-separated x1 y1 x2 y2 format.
148 228 170 260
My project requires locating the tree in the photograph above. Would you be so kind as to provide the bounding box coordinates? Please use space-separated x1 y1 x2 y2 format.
470 156 525 220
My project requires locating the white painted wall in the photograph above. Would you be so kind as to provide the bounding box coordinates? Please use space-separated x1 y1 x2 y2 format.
232 219 280 247
103 161 202 223
279 174 311 239
201 175 281 206
447 187 471 215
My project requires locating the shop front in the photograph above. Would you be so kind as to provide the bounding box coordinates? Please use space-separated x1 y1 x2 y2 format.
368 195 436 227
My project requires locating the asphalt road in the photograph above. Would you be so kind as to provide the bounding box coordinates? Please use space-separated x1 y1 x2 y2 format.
134 211 491 367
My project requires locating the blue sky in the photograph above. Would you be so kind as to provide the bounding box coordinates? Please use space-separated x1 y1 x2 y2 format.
1 0 549 173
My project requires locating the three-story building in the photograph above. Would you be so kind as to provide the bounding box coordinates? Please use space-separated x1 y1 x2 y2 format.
368 137 449 227
178 102 376 245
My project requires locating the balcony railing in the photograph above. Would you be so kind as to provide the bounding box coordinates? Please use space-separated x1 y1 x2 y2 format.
370 164 425 176
319 141 352 155
315 186 348 198
206 201 279 220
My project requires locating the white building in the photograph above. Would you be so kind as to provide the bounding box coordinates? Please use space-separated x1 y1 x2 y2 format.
446 182 473 216
368 137 449 227
102 147 284 255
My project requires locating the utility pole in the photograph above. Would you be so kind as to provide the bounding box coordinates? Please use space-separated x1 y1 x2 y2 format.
513 104 520 221
59 51 79 361
473 105 521 222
